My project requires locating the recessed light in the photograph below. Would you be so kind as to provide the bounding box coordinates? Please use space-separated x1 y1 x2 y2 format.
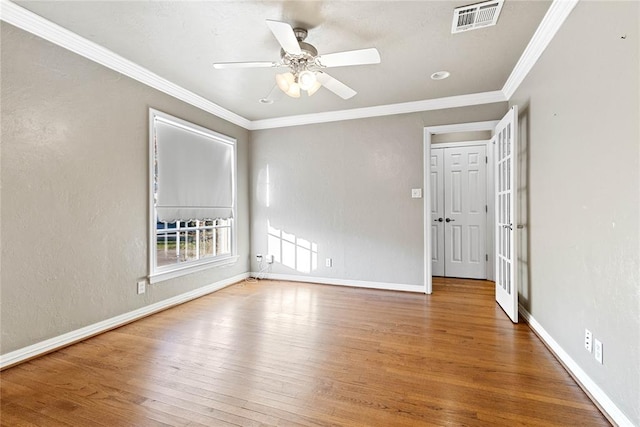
431 71 450 80
259 98 274 104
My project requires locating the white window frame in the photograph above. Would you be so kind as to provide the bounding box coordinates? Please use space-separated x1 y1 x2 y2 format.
148 109 238 284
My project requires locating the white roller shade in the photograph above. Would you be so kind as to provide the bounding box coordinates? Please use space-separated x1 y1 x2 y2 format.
154 115 235 222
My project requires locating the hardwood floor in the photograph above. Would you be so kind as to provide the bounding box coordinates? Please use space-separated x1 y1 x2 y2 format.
1 278 609 426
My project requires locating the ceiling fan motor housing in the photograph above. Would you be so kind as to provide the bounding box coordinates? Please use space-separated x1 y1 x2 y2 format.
280 42 318 61
280 30 319 76
293 28 308 41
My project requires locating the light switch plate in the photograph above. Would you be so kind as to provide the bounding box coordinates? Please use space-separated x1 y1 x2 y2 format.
594 338 603 364
411 188 422 198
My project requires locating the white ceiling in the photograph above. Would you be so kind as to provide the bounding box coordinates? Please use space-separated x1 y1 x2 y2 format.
12 0 551 122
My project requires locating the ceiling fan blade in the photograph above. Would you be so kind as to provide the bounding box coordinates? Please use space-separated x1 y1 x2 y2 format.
316 48 381 68
266 20 302 55
316 72 357 100
213 61 278 69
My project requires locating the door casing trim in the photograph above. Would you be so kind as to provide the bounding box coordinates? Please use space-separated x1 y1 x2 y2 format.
423 120 499 294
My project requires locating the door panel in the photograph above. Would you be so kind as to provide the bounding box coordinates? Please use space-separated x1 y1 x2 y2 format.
494 106 518 323
430 149 445 276
444 145 487 279
469 226 480 262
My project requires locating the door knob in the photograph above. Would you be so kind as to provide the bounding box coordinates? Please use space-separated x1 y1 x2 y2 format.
445 218 455 223
433 217 444 222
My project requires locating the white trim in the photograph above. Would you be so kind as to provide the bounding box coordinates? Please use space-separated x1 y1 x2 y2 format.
0 0 574 129
502 0 579 99
0 0 251 129
519 305 634 427
249 91 506 130
0 273 249 370
252 273 423 293
423 121 499 294
149 255 239 284
423 130 433 294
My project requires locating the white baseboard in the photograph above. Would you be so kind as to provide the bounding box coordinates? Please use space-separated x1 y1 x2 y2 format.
519 304 634 427
0 272 250 369
251 272 424 293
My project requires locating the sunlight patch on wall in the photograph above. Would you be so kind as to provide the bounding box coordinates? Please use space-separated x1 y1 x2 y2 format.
268 221 318 273
256 165 271 208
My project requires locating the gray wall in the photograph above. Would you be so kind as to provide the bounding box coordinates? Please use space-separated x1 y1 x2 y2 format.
1 23 251 354
250 104 506 288
432 130 492 144
4 2 637 422
510 1 639 423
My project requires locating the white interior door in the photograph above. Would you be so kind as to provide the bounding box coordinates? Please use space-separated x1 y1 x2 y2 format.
494 106 518 323
431 144 487 279
430 148 445 276
444 145 487 279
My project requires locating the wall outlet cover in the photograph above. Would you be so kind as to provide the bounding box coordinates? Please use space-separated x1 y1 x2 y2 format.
137 280 146 295
584 329 592 353
411 188 422 198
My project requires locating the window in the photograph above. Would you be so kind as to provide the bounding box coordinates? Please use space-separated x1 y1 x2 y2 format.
149 109 237 283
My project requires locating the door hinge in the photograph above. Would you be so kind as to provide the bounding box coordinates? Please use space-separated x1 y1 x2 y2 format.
485 156 488 164
486 254 488 261
485 205 488 213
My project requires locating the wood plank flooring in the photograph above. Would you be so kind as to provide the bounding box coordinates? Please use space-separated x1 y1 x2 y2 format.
1 278 609 426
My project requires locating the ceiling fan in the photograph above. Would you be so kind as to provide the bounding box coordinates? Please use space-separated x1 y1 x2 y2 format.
213 20 381 100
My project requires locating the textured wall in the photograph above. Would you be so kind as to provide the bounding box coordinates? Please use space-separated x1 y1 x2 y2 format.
249 104 506 288
510 1 639 423
1 23 251 354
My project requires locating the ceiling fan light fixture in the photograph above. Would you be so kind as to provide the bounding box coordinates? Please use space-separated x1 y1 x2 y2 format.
286 82 301 98
276 72 295 92
298 70 317 91
307 80 322 96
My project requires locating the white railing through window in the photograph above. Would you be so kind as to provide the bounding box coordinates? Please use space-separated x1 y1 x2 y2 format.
156 219 231 267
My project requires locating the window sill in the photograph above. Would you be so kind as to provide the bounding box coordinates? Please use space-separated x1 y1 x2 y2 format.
149 255 239 284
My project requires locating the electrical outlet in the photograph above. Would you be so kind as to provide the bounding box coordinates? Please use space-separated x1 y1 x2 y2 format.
584 329 592 352
594 339 603 364
137 280 146 295
325 258 332 267
256 254 263 262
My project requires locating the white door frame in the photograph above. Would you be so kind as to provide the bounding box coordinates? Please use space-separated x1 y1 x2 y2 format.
423 120 499 294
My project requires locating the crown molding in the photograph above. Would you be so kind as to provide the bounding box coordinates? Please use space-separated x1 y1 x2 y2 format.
0 0 252 129
249 91 507 130
502 0 579 100
2 0 573 130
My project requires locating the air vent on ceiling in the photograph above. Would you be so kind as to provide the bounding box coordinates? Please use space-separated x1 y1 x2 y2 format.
452 0 504 34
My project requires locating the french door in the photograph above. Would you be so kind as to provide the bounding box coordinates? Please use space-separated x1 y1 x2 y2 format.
494 106 518 323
